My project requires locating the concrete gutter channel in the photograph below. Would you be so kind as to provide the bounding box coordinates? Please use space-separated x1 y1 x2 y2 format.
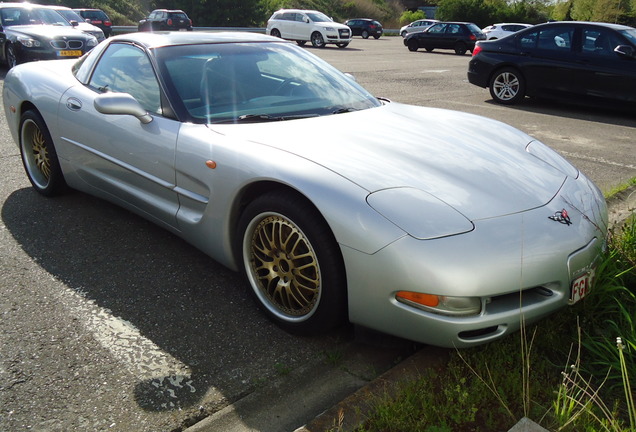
187 187 635 432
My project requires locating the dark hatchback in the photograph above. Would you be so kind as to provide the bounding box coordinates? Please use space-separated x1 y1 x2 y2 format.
344 18 383 39
74 9 112 38
0 4 98 69
404 22 485 55
138 9 192 32
467 21 636 105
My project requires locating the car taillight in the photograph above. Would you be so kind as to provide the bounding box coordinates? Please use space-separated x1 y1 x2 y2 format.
104 21 111 26
370 24 376 29
469 34 476 41
167 18 173 25
472 44 482 56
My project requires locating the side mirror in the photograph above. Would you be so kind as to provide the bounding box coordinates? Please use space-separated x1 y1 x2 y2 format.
614 45 635 58
94 92 153 124
70 20 78 27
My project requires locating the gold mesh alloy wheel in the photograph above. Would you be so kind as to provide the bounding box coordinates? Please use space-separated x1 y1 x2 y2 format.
247 213 321 319
21 118 52 190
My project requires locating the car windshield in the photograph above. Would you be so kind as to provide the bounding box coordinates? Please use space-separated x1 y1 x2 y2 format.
155 42 381 124
0 7 71 27
306 12 332 23
56 9 84 23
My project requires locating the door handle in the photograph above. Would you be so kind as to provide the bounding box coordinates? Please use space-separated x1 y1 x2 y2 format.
66 97 82 111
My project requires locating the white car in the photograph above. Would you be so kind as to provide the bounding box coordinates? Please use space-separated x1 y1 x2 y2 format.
266 9 351 48
400 19 439 37
482 23 532 40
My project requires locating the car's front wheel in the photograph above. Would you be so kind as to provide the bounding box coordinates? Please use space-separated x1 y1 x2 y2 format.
407 39 419 52
489 67 526 104
336 42 349 48
19 110 67 196
270 28 281 38
5 44 18 69
237 191 347 335
311 32 325 48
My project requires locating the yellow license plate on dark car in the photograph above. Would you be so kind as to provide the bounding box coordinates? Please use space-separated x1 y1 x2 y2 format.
59 50 82 57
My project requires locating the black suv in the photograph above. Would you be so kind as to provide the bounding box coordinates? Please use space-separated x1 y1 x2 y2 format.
405 21 485 55
138 9 192 32
73 8 112 38
344 18 383 39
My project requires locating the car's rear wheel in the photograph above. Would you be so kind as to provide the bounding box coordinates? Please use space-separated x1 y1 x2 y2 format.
5 44 17 69
489 67 526 105
336 42 349 48
311 32 325 48
373 35 381 39
270 28 281 38
407 39 419 52
19 110 67 196
361 30 369 39
425 47 434 52
401 30 407 37
237 191 347 335
454 42 467 55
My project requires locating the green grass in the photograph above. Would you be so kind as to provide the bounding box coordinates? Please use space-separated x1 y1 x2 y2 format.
345 191 636 432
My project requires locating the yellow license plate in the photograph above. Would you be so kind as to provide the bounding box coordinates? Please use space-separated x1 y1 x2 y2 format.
59 50 82 57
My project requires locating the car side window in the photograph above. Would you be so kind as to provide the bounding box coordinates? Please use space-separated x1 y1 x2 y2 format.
447 24 461 34
89 44 162 115
582 29 623 57
538 27 573 51
428 23 447 34
519 30 538 48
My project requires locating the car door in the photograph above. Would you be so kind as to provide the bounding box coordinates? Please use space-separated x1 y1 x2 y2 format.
57 42 181 228
422 23 447 49
517 24 579 97
443 23 463 49
576 26 636 102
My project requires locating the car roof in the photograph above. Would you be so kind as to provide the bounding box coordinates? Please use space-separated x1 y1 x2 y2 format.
108 31 284 50
152 9 187 13
273 9 322 14
535 20 634 31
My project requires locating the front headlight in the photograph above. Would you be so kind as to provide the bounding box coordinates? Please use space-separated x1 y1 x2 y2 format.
86 36 98 47
396 291 482 316
367 187 474 240
324 27 335 32
17 36 41 48
526 140 579 178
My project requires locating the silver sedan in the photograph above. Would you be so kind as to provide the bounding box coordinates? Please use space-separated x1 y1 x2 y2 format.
3 32 607 348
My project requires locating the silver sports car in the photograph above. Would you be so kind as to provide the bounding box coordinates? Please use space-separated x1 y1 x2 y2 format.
3 32 608 348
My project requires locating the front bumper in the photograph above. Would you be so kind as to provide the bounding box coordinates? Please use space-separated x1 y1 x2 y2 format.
344 174 607 348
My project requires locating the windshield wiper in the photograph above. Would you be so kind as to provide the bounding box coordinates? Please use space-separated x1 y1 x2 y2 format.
331 107 360 115
234 113 319 123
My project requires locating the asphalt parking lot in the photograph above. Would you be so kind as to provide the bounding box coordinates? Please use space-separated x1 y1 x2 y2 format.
1 35 635 432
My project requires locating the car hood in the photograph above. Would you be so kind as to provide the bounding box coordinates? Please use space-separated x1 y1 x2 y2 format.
314 21 349 29
210 103 567 221
7 25 89 39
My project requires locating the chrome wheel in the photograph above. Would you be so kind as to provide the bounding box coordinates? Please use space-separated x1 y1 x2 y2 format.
244 212 320 321
311 32 325 48
490 68 525 104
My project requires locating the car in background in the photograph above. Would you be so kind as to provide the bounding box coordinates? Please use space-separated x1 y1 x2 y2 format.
405 21 485 55
42 5 105 41
482 23 532 40
74 8 112 38
3 31 608 348
138 9 192 32
468 21 636 105
344 18 383 39
266 9 351 48
400 19 438 37
0 3 98 68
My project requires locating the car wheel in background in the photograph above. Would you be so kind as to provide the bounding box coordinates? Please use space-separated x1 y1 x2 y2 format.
336 42 349 48
311 32 325 48
19 110 67 196
361 30 369 39
425 47 434 52
373 35 381 39
454 42 467 55
489 67 526 104
270 28 281 38
407 39 419 52
238 191 347 335
5 44 17 69
296 40 306 46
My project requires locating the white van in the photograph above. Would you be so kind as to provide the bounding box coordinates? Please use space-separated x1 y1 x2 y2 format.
266 9 352 48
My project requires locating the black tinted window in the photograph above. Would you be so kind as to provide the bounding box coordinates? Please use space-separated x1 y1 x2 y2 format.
537 27 573 50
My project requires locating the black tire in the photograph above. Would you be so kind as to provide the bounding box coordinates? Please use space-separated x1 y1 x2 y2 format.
454 42 467 55
373 35 380 39
5 44 17 69
425 47 434 52
311 32 325 48
407 39 419 52
401 30 407 37
489 67 526 105
296 40 306 46
270 28 281 38
237 191 347 335
361 30 369 39
19 110 67 196
336 42 349 48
